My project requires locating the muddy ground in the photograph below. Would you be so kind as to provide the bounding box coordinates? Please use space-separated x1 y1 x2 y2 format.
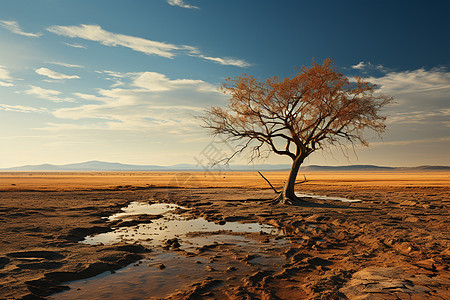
0 175 449 299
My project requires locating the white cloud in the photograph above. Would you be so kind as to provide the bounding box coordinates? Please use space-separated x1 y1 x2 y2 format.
388 109 450 126
0 81 13 87
360 67 450 147
0 20 41 37
93 70 219 92
47 24 181 58
35 67 80 80
103 70 127 78
167 0 199 9
50 71 226 132
369 137 450 147
367 68 450 95
350 61 387 72
196 54 251 68
45 61 84 68
47 24 249 67
0 65 14 86
0 104 47 113
25 85 74 102
74 93 108 101
132 71 217 92
64 42 87 49
351 62 366 70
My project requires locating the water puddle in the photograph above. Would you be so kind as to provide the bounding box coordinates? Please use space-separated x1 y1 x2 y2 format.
107 202 184 221
52 202 288 299
85 202 281 247
296 193 361 202
85 216 281 247
51 238 286 299
50 253 211 299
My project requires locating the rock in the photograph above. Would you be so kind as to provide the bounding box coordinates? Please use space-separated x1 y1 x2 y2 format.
158 264 166 270
302 256 332 267
242 254 258 261
415 258 436 271
45 262 120 283
405 216 419 222
400 200 417 206
100 253 143 266
290 252 311 263
163 238 181 250
64 226 111 241
340 267 432 299
113 244 151 253
243 270 273 286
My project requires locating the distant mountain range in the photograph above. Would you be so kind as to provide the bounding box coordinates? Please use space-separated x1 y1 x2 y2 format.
0 160 448 171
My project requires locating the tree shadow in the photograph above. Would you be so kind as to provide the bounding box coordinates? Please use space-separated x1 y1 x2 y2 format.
243 196 377 211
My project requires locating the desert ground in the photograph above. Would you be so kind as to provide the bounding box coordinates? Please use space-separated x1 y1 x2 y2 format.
0 171 449 299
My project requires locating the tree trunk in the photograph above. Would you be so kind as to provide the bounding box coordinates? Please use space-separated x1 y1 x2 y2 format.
272 155 306 205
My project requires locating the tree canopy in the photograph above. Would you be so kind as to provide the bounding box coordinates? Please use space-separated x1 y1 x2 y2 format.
201 59 393 204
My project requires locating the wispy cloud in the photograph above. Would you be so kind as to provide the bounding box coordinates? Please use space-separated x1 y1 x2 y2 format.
0 65 14 86
0 20 41 37
195 54 251 68
367 67 450 94
350 61 389 72
47 24 249 67
35 67 80 80
0 81 13 87
132 71 218 92
365 67 450 130
47 24 183 58
73 93 107 102
45 61 84 68
388 109 450 126
25 85 74 102
167 0 199 9
370 137 450 147
0 104 47 113
64 42 87 49
50 71 225 132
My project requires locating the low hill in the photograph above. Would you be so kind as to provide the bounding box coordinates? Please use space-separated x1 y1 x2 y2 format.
1 161 448 172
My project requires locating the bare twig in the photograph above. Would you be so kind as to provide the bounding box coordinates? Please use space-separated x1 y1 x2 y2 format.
257 171 280 194
295 174 308 185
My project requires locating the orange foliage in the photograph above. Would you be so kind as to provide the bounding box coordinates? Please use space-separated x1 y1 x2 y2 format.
201 59 393 162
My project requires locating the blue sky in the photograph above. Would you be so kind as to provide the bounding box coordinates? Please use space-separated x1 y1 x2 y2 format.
0 0 449 168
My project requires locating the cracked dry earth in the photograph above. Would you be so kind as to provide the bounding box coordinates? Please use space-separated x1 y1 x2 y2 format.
0 184 449 299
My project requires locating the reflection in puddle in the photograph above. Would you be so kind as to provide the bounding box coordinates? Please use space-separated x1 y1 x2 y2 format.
54 202 287 299
296 193 361 202
85 216 281 247
108 202 185 221
51 237 286 300
84 202 281 247
51 253 210 299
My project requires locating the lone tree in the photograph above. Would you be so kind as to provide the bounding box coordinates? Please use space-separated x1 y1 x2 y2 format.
200 59 392 204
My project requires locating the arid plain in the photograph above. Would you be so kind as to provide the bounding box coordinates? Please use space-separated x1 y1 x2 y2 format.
0 171 449 299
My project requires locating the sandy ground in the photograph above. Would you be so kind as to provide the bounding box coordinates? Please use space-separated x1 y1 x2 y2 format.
0 171 449 299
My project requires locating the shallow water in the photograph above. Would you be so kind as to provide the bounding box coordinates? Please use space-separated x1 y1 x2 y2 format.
85 214 281 247
51 235 286 299
53 202 287 299
50 253 211 299
84 202 281 247
296 192 361 202
107 202 184 221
